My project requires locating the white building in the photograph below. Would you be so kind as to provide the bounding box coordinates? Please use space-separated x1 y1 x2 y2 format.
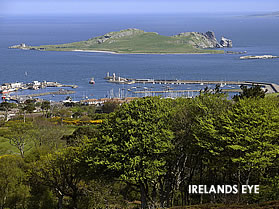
10 82 23 89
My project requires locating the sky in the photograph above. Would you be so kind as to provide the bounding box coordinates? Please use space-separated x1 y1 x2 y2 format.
1 0 278 15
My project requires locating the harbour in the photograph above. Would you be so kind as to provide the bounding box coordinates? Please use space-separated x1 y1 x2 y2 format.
1 13 279 102
1 73 279 104
7 90 76 103
104 72 279 94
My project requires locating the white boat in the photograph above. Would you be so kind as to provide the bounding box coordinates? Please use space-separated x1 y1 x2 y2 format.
0 88 16 94
89 77 95 84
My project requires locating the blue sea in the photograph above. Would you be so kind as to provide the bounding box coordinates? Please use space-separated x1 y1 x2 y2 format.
0 14 279 101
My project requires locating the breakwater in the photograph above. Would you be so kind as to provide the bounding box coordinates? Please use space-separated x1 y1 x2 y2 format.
240 55 279 60
9 90 75 103
104 73 279 94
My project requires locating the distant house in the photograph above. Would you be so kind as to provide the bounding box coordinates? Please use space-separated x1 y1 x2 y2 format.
1 83 10 90
10 82 23 89
81 99 98 105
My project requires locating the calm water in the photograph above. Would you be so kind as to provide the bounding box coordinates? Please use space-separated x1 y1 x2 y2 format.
0 14 279 101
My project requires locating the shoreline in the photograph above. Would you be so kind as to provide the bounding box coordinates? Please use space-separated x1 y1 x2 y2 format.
71 49 217 55
71 49 117 54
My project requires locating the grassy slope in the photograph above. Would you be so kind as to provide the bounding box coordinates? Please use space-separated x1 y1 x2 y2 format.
0 126 76 156
31 31 224 54
0 136 19 155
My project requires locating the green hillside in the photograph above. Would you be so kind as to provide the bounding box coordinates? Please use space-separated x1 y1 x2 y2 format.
25 28 225 54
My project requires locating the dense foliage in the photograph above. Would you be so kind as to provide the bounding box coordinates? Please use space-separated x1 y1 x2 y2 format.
1 91 279 208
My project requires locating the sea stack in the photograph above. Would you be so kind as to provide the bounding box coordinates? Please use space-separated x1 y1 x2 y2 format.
220 37 233 48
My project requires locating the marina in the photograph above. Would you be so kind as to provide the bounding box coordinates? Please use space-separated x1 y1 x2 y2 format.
1 74 279 104
104 73 279 94
133 89 242 94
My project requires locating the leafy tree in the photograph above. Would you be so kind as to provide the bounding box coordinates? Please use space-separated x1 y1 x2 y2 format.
200 84 224 96
78 180 127 209
233 84 266 101
27 184 55 209
216 98 279 184
71 105 96 119
101 101 119 113
0 155 29 209
87 97 175 208
31 118 68 148
171 94 232 205
190 96 279 202
23 99 36 114
41 101 50 117
0 102 17 121
18 99 36 122
63 125 99 146
3 121 34 158
30 147 88 209
54 107 72 118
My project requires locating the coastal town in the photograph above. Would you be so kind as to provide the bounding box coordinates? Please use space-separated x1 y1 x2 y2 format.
0 77 141 120
0 81 77 102
0 80 77 94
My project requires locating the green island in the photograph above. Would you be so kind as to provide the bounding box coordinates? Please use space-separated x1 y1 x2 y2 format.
9 28 232 54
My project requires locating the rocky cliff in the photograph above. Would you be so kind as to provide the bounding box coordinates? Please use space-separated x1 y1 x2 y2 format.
90 29 232 49
9 43 28 49
174 31 232 49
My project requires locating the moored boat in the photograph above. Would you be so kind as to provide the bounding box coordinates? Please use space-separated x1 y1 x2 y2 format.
0 88 16 94
89 77 95 84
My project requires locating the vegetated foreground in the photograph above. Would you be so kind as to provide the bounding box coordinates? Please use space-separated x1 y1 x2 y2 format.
171 200 279 209
0 86 279 209
11 28 229 54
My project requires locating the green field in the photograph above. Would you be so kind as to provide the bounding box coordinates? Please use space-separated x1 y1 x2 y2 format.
29 29 224 54
0 136 19 155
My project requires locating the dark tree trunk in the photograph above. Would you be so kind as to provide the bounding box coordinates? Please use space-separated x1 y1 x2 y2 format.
58 194 63 209
151 183 157 209
140 182 148 209
237 169 241 203
70 193 78 209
